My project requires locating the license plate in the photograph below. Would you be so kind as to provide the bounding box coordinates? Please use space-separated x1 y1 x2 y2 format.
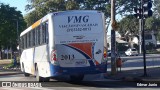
75 60 87 65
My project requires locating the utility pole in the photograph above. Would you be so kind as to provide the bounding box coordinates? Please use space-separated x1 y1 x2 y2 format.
111 0 117 75
141 0 147 77
139 19 142 54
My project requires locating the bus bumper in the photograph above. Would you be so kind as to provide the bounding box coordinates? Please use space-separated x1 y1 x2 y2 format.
50 63 107 77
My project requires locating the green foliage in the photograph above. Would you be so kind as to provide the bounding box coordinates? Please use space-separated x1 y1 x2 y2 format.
3 60 14 69
146 50 160 54
24 0 139 27
24 10 39 27
154 0 160 17
118 15 139 37
145 17 160 41
146 0 160 41
66 0 79 10
0 3 26 50
25 0 67 26
117 16 160 41
145 17 160 30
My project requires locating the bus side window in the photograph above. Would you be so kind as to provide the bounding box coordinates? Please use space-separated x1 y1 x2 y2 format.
29 32 31 47
45 21 49 44
32 29 35 46
24 34 27 49
35 28 37 46
42 21 49 44
37 26 41 45
36 27 39 46
40 24 43 45
20 37 23 49
42 23 45 44
30 30 33 46
27 33 30 48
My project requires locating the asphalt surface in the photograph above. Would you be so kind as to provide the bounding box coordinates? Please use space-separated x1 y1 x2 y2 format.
0 57 160 85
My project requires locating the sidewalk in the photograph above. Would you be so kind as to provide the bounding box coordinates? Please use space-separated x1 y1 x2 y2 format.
105 54 160 82
0 59 22 76
104 66 160 82
0 71 22 76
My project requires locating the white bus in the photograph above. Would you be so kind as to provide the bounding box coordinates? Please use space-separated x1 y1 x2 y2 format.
20 10 107 82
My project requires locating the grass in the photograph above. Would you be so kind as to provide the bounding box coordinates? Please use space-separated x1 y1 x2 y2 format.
2 59 20 69
146 49 160 54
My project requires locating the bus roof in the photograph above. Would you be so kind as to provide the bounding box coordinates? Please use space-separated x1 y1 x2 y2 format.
20 10 102 37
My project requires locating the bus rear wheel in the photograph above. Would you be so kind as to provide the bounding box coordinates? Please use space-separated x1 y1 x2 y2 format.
35 66 49 82
70 74 84 81
24 72 30 77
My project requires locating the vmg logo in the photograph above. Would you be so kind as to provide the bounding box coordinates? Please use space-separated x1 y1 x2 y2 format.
68 15 89 23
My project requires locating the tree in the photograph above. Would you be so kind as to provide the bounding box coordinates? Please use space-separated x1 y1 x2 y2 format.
145 17 160 31
24 10 39 27
70 0 139 31
117 15 139 38
0 3 26 53
153 0 160 18
24 0 139 28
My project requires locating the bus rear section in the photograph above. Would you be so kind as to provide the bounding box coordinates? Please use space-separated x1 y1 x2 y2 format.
51 10 107 80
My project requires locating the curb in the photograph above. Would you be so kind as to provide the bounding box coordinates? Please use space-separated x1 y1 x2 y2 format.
104 74 160 82
103 74 143 82
122 77 142 82
0 72 23 76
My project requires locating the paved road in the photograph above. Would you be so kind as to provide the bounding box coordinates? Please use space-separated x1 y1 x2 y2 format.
0 73 117 81
0 74 139 89
1 54 160 89
107 54 160 71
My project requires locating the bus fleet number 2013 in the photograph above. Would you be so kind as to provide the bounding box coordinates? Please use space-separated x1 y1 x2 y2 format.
61 55 75 60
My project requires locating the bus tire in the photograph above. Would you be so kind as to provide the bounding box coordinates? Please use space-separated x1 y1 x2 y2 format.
24 73 30 77
70 74 84 81
35 66 49 82
22 63 30 77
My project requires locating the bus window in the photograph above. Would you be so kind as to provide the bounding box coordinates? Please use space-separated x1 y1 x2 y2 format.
42 21 49 44
37 26 41 45
36 27 39 46
45 21 49 44
40 24 43 45
32 29 35 46
25 34 27 49
28 32 31 47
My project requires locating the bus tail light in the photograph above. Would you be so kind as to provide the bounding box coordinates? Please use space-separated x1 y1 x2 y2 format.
103 50 107 58
102 49 107 63
51 50 57 62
